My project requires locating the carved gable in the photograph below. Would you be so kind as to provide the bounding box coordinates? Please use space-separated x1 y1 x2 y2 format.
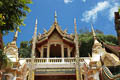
49 29 62 41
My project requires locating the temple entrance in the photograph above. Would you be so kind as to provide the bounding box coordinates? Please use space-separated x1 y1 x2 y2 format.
43 48 47 58
35 75 76 80
50 44 61 57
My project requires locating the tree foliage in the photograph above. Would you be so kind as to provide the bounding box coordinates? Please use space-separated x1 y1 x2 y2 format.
18 41 31 58
78 28 118 57
0 0 32 33
79 32 94 57
79 33 118 57
0 0 32 70
97 34 118 45
119 8 120 13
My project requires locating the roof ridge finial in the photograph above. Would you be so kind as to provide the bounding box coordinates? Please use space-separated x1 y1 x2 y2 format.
54 10 57 23
91 24 97 39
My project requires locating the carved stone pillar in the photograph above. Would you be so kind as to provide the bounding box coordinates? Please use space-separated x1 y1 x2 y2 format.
68 46 70 57
61 43 64 58
41 47 43 58
47 43 50 58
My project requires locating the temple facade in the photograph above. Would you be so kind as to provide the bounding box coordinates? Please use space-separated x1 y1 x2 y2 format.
36 12 75 58
28 12 81 80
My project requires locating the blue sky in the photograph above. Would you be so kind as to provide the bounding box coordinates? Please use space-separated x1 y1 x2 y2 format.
3 0 120 47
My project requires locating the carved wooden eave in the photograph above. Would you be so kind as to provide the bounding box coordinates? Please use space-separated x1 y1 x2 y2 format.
37 22 74 45
63 37 74 44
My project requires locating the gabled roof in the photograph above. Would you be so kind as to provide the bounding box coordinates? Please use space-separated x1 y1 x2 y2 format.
37 12 74 44
46 22 64 37
37 22 74 44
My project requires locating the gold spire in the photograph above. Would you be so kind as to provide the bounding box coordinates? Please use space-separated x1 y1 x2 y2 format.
74 18 81 80
74 18 77 35
13 29 18 42
35 18 38 25
54 10 57 23
74 18 79 57
29 18 37 80
91 24 97 40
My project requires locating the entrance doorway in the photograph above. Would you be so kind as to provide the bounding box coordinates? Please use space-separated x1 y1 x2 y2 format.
43 48 47 58
50 44 61 57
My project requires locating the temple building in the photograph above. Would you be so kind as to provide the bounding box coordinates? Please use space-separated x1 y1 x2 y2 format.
27 12 81 80
36 11 75 58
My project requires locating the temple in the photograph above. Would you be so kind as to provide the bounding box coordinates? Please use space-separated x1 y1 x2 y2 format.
1 11 120 80
36 11 75 58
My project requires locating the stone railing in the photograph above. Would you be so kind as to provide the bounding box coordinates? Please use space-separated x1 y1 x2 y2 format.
25 57 87 64
24 57 89 68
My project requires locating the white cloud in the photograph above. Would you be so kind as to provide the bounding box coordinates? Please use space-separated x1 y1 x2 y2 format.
64 0 73 4
109 3 119 21
82 0 86 2
81 1 110 22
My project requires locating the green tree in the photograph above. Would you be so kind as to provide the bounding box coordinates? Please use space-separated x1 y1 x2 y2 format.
79 32 94 57
97 34 118 45
19 41 31 58
119 8 120 13
0 0 32 49
78 33 118 57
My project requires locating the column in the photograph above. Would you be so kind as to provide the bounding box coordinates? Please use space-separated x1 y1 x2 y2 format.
68 47 70 57
40 47 43 58
61 43 64 58
47 43 50 58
